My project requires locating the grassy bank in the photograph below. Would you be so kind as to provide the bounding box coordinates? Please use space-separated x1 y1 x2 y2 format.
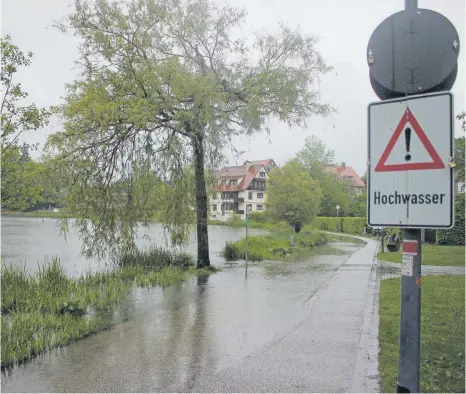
222 228 329 261
379 276 465 393
1 209 73 218
1 247 213 369
378 244 465 266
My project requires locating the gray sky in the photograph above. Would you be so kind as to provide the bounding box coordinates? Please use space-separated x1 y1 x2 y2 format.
2 0 465 175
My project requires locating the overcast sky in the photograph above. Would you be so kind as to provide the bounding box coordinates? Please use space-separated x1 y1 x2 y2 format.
1 0 465 175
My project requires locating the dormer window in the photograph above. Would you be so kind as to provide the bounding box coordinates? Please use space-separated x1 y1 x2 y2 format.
230 179 238 186
259 171 266 178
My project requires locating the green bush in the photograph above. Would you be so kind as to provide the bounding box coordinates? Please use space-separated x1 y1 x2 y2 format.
311 217 366 234
117 246 194 268
222 230 329 261
248 212 268 223
437 193 465 246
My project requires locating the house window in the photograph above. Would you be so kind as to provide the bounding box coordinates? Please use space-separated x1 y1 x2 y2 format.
257 204 264 211
257 193 264 199
230 179 237 186
212 204 217 211
212 193 217 199
248 192 253 200
344 175 354 180
246 204 252 212
259 171 266 178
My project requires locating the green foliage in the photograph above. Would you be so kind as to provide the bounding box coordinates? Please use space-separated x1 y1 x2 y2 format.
247 211 268 223
1 36 51 211
295 135 359 216
1 249 208 368
1 145 45 210
436 193 465 246
454 136 465 182
379 276 465 393
48 0 331 263
267 161 322 230
222 229 328 261
117 246 194 269
311 216 366 234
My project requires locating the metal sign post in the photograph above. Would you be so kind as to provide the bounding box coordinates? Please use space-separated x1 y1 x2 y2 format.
245 205 251 278
366 0 459 392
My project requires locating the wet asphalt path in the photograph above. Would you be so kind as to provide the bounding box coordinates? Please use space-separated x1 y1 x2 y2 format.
2 238 377 393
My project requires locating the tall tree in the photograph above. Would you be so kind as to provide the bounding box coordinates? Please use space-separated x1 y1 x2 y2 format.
1 36 51 210
295 135 351 216
266 161 322 232
49 0 331 267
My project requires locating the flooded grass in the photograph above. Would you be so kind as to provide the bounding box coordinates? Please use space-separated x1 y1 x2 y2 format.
222 229 329 261
1 249 212 369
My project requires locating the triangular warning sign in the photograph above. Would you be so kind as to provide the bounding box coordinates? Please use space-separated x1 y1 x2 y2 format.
375 108 445 172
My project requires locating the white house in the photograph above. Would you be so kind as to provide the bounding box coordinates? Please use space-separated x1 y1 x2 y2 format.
210 159 276 221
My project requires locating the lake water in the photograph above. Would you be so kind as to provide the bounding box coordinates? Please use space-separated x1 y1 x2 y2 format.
0 217 264 275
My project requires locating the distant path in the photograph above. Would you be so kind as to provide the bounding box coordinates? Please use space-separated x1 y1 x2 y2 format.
378 260 465 280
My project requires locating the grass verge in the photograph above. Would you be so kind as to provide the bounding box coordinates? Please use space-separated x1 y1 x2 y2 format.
378 244 465 266
379 276 465 393
1 209 73 218
222 228 329 261
1 247 214 369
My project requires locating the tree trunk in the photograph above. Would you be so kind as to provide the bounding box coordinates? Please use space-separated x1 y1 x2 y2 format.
193 132 211 268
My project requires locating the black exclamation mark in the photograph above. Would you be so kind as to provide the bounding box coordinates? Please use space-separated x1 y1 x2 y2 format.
405 127 412 162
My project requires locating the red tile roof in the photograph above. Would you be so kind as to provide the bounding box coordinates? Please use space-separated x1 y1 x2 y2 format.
326 165 365 187
216 163 265 191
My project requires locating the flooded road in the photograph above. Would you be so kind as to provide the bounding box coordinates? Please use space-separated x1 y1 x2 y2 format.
1 217 264 274
1 239 364 393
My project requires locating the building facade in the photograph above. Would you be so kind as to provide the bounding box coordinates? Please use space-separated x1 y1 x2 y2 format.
210 159 276 221
325 162 366 194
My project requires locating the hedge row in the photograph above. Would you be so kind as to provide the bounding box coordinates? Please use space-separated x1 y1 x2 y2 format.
311 217 367 234
436 193 465 246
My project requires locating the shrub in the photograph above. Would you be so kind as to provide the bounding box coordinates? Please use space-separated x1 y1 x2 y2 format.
117 246 194 268
248 212 268 223
437 193 465 246
311 217 364 233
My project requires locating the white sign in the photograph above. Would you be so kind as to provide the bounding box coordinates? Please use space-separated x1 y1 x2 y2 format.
368 92 454 228
402 254 413 277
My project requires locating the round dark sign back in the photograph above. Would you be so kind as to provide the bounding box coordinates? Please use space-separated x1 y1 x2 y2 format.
367 8 460 99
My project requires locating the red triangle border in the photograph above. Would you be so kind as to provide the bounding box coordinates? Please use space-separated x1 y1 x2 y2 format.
374 108 445 172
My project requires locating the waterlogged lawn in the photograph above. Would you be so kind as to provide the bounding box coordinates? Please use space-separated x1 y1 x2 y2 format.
1 248 213 369
222 229 329 261
378 244 465 266
379 276 465 393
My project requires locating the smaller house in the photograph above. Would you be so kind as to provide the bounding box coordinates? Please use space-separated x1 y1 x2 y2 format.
211 160 273 221
326 162 365 194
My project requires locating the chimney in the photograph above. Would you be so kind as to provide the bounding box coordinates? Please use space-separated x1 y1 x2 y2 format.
341 162 346 169
245 161 251 170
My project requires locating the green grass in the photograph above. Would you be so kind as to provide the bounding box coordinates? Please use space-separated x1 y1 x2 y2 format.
378 244 465 266
222 228 329 261
1 249 214 369
1 209 73 218
379 276 465 393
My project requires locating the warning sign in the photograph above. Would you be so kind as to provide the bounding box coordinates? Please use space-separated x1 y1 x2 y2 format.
367 92 454 229
375 108 445 172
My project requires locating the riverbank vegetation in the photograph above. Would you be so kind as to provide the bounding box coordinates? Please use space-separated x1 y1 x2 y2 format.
1 247 214 369
379 276 465 393
222 227 329 261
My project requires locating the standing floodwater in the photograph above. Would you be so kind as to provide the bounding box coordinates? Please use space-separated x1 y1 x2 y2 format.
1 228 363 393
1 217 264 275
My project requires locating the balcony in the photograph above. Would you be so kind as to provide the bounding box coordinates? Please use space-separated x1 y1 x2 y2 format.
248 183 266 191
234 197 244 203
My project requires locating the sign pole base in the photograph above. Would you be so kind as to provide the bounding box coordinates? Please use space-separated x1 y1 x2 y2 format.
397 228 422 393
